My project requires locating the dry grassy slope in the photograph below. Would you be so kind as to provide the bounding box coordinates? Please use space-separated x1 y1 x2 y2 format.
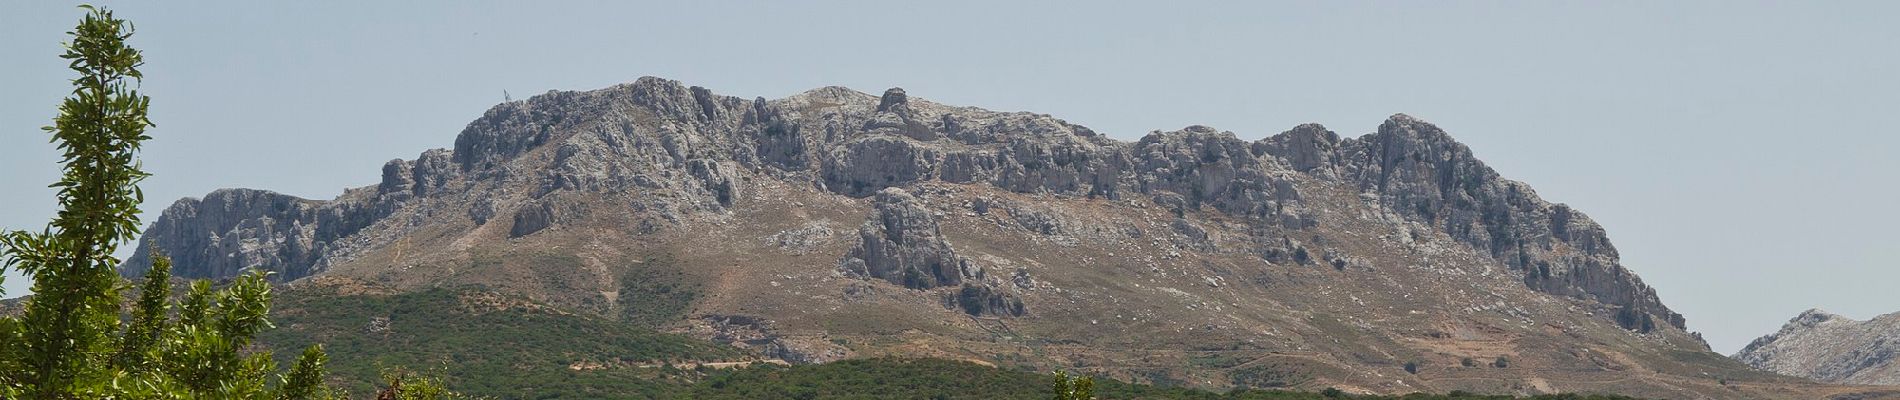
125 77 1898 399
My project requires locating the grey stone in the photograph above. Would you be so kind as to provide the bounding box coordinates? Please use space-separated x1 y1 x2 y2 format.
823 136 940 197
838 188 977 289
1335 114 1682 330
954 284 1026 317
510 202 557 238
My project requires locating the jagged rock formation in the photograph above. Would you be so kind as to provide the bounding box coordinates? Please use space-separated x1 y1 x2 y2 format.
955 283 1026 317
118 76 1830 398
120 187 393 280
839 188 980 289
1329 115 1682 331
1735 309 1900 385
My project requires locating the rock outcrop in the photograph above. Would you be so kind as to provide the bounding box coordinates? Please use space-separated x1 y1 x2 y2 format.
839 188 978 289
1735 309 1900 385
1314 115 1682 330
123 147 456 280
954 283 1025 317
121 189 320 279
1135 126 1306 225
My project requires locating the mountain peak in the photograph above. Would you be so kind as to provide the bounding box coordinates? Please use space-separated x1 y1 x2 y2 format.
619 75 690 94
876 87 908 112
791 85 870 102
1738 307 1900 385
1794 308 1846 326
1375 112 1451 139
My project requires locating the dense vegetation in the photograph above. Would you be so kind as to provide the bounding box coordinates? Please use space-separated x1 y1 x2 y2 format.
259 288 1650 399
260 287 742 397
671 358 1644 400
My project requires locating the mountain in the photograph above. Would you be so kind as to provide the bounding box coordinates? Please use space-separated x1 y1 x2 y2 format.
1735 309 1900 386
118 77 1872 398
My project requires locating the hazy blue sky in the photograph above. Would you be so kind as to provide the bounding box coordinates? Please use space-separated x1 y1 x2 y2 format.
3 1 1895 354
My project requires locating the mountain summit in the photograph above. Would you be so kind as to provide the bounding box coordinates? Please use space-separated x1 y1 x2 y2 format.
119 76 1817 397
1736 309 1900 385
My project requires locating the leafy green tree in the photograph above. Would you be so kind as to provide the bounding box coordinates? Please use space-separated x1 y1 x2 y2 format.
1051 371 1095 400
0 4 154 396
375 369 459 400
280 345 336 400
0 6 360 399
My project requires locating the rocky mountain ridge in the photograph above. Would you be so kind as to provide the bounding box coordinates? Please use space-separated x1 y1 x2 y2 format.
1735 309 1900 385
122 77 1680 334
115 76 1846 398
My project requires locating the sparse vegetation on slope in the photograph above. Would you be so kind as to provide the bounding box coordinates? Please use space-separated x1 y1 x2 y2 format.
258 286 744 397
257 288 1664 400
676 358 1647 400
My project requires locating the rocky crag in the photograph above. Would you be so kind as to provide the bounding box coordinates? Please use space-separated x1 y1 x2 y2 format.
120 77 1857 398
1735 309 1900 385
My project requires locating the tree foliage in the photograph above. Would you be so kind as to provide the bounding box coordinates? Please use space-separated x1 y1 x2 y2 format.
1052 371 1096 400
373 369 458 400
0 6 361 399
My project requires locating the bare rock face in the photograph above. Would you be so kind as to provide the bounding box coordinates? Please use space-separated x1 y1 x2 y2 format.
121 189 316 279
120 187 393 280
1320 114 1682 331
954 283 1025 317
839 188 978 289
1134 126 1308 225
1735 309 1900 385
822 136 941 197
124 143 464 280
509 202 559 238
1253 123 1341 177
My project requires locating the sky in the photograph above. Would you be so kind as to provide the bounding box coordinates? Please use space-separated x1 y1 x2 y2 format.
2 1 1895 355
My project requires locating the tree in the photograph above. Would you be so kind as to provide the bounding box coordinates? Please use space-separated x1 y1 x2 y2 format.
0 6 354 399
375 369 459 400
0 5 154 396
281 345 336 400
1051 371 1094 400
